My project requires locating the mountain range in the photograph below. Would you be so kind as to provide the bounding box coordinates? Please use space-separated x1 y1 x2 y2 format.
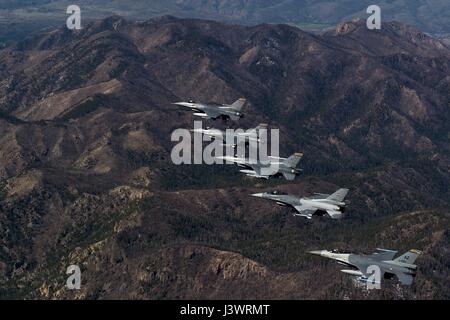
1 0 450 45
0 15 449 299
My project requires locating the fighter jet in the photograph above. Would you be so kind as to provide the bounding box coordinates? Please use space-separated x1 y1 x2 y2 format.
216 153 303 180
252 188 349 219
191 124 267 146
173 98 246 121
309 248 422 286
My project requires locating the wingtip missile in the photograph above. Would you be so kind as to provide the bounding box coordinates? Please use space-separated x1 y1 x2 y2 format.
173 102 190 106
376 248 398 253
341 269 364 276
309 250 325 256
251 193 265 198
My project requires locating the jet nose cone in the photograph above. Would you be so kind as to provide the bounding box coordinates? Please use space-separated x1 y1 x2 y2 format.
251 193 264 198
309 250 324 256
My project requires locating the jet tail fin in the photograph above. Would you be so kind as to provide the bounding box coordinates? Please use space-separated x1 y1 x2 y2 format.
255 123 268 131
230 98 246 111
229 115 241 121
326 188 349 202
286 153 303 168
394 249 422 264
395 272 414 285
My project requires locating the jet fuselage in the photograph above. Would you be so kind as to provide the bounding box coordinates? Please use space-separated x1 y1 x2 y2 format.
174 102 243 120
310 250 418 285
254 194 344 212
300 198 341 211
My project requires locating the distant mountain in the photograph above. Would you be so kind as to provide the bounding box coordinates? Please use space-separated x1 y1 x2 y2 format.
1 0 449 45
0 16 449 299
173 0 450 33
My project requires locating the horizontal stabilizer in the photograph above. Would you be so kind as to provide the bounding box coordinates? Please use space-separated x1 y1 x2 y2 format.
282 172 296 181
326 210 343 219
395 272 414 285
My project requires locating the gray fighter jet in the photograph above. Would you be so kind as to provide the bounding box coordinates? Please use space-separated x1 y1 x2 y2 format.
217 153 303 180
309 249 422 286
252 188 349 219
173 98 246 121
191 124 267 146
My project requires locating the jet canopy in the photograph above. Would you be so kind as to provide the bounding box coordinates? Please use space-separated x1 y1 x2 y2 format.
330 249 350 254
269 190 288 195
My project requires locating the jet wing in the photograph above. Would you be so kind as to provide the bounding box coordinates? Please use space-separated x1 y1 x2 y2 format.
267 198 294 207
173 102 204 113
252 166 270 179
201 108 223 119
216 156 247 166
351 262 386 281
293 205 317 218
309 194 329 199
369 249 398 261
